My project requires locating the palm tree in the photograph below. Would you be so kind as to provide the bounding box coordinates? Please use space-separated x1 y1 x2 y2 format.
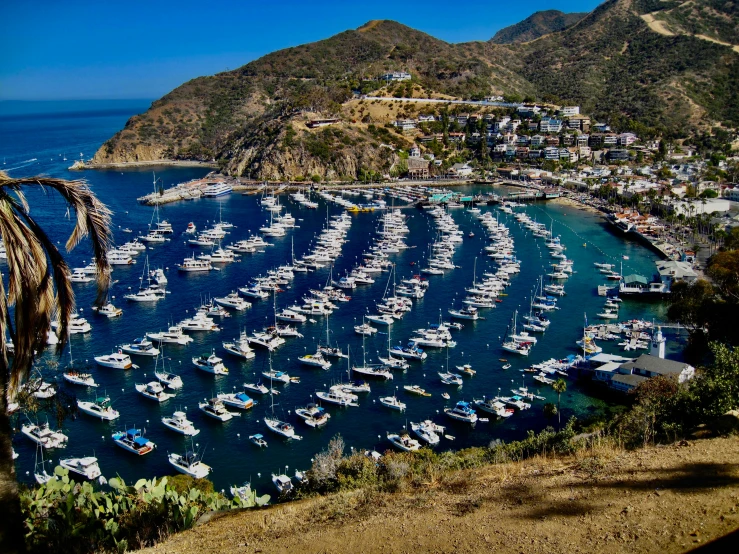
552 378 567 427
0 172 112 553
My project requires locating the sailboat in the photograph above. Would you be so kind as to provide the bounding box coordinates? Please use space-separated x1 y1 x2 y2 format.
124 256 164 302
501 310 532 356
34 443 54 485
264 352 302 439
351 324 393 380
317 310 347 359
378 326 409 370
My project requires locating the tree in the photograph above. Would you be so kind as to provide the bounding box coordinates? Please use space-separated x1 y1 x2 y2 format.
543 402 558 421
0 172 112 553
552 378 567 427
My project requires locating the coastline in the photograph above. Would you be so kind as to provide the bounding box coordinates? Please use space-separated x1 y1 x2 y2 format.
71 159 218 170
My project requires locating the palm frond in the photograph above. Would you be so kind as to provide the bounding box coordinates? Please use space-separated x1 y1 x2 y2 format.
0 172 112 400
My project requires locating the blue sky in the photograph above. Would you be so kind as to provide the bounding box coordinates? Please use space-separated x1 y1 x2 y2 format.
1 0 603 101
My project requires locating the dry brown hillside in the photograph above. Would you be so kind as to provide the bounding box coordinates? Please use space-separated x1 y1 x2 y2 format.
143 435 739 554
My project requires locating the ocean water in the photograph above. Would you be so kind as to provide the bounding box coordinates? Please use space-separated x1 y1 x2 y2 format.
2 101 675 493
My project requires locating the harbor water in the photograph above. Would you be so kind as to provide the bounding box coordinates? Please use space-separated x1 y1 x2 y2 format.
2 101 676 493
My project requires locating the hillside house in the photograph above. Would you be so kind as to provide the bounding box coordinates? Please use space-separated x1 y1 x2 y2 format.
306 118 340 129
449 163 473 177
394 119 417 132
560 106 580 117
544 147 560 160
407 157 430 179
531 135 545 146
380 71 411 82
540 118 563 133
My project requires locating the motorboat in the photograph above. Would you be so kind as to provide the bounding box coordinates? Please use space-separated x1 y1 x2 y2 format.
262 370 293 384
379 394 406 412
378 355 409 370
473 398 514 418
444 401 478 424
169 451 211 479
272 473 293 494
21 422 68 449
275 309 306 323
70 269 94 283
120 338 160 357
52 312 91 334
77 396 120 420
193 352 229 375
366 313 394 326
403 384 431 397
199 398 238 421
94 350 137 369
315 389 359 407
162 411 200 436
178 255 213 272
223 330 256 359
179 313 220 332
387 432 420 452
390 344 427 361
449 307 479 320
217 391 255 410
135 381 175 402
298 351 332 370
215 291 249 311
352 364 393 380
410 420 444 446
94 303 122 318
249 434 268 448
147 325 194 345
111 428 156 456
456 364 476 376
59 457 101 480
295 403 330 427
63 371 98 387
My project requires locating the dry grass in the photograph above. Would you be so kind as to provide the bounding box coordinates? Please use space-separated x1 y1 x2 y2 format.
142 435 739 553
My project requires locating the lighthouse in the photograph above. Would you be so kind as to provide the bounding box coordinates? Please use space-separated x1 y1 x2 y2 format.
651 326 666 359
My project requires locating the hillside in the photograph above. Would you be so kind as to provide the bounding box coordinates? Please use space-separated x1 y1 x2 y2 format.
490 10 588 43
142 435 739 553
93 0 739 180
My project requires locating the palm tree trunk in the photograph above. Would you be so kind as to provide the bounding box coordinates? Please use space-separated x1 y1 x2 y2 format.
0 380 24 554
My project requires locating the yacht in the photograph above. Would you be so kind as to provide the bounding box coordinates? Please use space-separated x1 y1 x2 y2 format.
215 291 250 311
21 422 68 449
295 403 330 428
222 330 256 359
94 350 137 369
199 398 238 421
217 391 255 410
473 397 514 418
444 401 478 424
147 326 194 345
193 352 229 375
95 303 122 318
62 371 98 388
448 306 479 320
169 451 211 479
135 381 175 402
389 344 427 361
52 312 91 334
275 309 306 323
379 394 406 412
162 411 200 436
264 414 301 440
120 338 160 357
202 182 233 197
352 364 393 380
354 322 378 336
410 420 444 446
315 388 359 407
70 269 94 283
111 428 156 456
403 384 431 397
77 396 120 420
155 369 183 390
178 255 213 272
387 432 421 452
106 251 135 265
59 457 101 480
298 351 332 370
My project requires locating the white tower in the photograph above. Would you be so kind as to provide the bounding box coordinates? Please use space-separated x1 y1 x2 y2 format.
651 326 665 359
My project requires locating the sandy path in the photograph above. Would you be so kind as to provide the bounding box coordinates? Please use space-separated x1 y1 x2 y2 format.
143 436 739 554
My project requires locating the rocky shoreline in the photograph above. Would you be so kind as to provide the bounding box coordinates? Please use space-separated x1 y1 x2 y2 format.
69 159 217 170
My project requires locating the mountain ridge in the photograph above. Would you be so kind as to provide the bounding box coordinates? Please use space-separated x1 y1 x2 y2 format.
490 10 588 44
93 0 738 179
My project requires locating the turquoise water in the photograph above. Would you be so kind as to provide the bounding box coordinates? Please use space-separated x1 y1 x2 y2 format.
2 102 675 493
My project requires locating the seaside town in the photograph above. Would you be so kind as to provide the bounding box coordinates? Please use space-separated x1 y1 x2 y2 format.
4 2 739 553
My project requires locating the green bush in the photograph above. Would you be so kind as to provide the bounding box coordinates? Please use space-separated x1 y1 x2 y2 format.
21 469 269 554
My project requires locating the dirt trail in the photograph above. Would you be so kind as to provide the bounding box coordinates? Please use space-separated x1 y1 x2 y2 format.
641 14 675 36
143 436 739 553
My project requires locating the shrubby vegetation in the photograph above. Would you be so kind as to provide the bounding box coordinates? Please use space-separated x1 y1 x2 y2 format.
21 470 268 554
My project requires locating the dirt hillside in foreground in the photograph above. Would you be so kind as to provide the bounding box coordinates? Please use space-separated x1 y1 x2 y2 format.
144 436 739 553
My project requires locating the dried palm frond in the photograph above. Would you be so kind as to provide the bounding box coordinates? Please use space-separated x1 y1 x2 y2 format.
0 172 112 401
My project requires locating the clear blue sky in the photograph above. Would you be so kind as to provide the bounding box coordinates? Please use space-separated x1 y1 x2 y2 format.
1 0 603 101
